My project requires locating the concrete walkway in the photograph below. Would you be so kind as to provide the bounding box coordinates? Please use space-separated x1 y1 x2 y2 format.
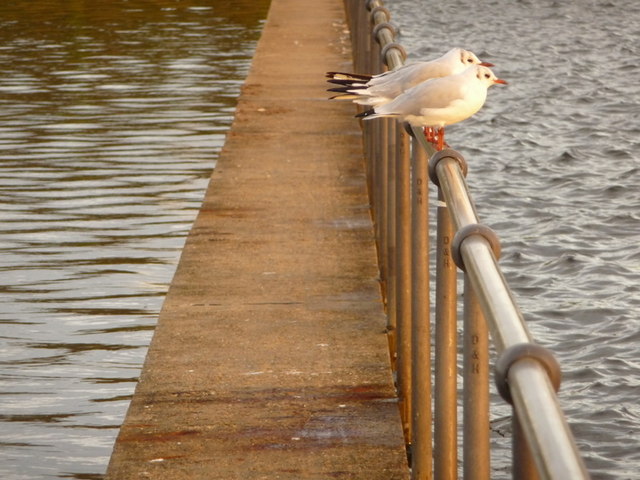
105 0 409 478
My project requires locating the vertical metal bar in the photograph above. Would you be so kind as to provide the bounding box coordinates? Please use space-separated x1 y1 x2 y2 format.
363 9 374 194
378 118 389 301
344 1 353 38
386 118 397 369
360 112 371 199
395 123 411 443
411 136 431 479
513 413 539 480
364 7 372 73
372 42 387 300
463 277 490 480
372 23 383 74
348 1 358 67
371 121 378 202
434 189 457 480
355 2 366 73
369 24 383 279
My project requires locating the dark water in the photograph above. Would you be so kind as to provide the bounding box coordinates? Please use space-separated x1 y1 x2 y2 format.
0 0 270 478
389 0 640 478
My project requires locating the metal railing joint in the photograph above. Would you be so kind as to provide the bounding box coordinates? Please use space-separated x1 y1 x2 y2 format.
495 342 562 404
380 42 407 66
372 22 398 42
452 223 502 271
428 148 468 187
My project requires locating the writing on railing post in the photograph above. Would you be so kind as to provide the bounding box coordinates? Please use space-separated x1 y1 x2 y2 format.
433 160 461 480
386 117 397 368
463 276 490 479
410 135 431 477
437 214 457 480
395 126 412 441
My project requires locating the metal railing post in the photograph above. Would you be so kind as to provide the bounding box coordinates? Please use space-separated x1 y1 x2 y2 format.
463 278 490 479
377 119 389 297
386 118 397 368
396 123 412 442
411 134 431 479
355 1 367 73
363 7 375 197
430 158 460 480
369 25 385 288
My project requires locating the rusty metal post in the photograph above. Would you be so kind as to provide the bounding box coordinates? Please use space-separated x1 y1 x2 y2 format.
377 119 389 300
386 118 397 367
362 6 375 197
396 123 412 443
411 135 431 479
434 187 457 480
463 278 490 480
428 149 465 480
355 0 367 73
369 19 384 268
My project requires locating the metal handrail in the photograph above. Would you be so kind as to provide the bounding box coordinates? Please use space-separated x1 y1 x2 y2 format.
342 1 591 479
433 152 590 480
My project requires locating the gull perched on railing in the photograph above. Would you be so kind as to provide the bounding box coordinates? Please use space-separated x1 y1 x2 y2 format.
326 47 493 106
356 65 507 150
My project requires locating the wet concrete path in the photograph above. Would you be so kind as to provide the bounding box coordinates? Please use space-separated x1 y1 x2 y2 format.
105 0 409 478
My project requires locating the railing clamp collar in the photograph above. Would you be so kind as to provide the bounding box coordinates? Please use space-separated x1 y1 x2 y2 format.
372 22 398 42
381 42 407 66
428 148 468 187
365 0 382 11
495 343 562 404
369 6 391 22
452 223 501 271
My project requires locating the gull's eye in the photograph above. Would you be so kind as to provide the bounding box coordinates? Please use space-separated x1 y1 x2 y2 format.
484 73 491 79
466 57 474 63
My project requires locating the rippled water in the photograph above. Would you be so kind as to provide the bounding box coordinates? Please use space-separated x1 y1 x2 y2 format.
0 1 269 478
389 0 640 478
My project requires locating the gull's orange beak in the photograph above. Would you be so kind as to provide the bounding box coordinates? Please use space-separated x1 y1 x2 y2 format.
495 78 508 85
480 61 494 67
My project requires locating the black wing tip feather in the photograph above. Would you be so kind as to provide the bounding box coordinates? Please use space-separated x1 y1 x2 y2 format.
326 85 366 94
326 78 366 87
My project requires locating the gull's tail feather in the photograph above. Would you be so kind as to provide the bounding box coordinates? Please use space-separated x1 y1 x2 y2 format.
327 85 366 94
327 87 384 105
326 78 368 88
329 93 362 100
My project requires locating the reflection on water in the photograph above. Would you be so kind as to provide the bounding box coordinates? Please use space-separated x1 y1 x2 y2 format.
0 0 270 478
390 0 640 478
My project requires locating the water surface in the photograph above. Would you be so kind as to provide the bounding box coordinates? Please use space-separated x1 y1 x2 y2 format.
0 1 270 478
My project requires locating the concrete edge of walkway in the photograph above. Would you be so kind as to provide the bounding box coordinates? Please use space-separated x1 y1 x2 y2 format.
105 1 410 478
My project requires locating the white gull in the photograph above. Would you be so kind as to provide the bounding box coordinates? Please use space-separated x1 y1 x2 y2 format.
327 47 493 106
356 65 507 150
